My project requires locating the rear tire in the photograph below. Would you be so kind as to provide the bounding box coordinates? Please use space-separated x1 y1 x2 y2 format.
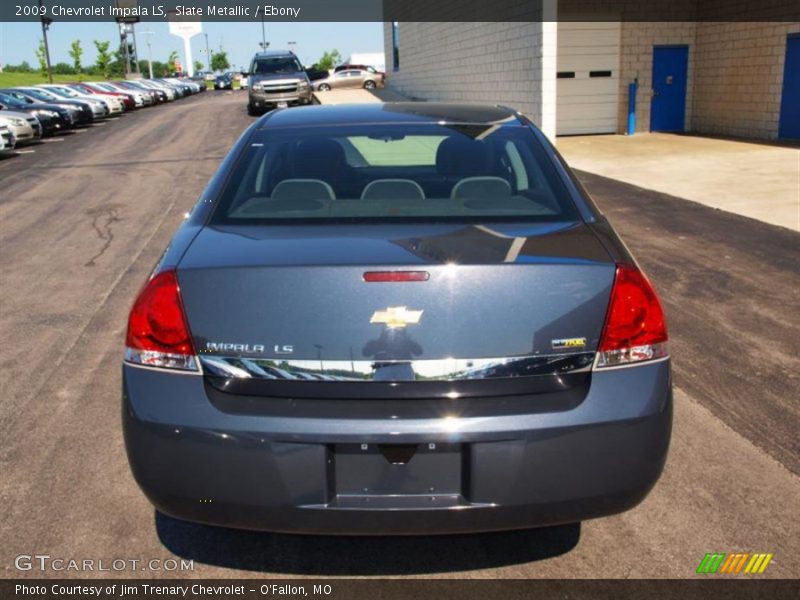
364 80 376 90
319 84 331 91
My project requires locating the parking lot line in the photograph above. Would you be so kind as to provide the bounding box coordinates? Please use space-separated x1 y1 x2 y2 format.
15 149 35 154
43 138 65 143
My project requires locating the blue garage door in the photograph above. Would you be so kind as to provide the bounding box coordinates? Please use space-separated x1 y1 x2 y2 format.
779 34 800 140
651 46 689 132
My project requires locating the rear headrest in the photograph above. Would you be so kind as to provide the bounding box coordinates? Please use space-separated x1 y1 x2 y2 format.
451 176 512 199
292 138 347 180
271 179 335 201
361 179 425 200
436 136 492 177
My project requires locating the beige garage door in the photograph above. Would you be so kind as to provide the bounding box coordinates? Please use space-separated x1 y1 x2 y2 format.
557 21 621 135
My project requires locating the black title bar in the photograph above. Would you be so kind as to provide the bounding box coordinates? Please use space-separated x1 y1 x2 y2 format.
3 0 800 22
4 579 799 600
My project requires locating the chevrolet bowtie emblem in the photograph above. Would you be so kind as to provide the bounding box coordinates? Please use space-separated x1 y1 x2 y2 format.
370 306 424 329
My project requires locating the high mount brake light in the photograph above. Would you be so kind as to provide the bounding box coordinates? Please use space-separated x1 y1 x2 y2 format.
363 271 430 282
124 269 198 371
595 264 669 368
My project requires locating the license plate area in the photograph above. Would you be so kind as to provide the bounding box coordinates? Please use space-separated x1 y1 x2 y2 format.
332 443 462 498
277 101 288 108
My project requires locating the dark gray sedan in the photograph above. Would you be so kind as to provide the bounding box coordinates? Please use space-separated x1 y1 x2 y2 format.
123 103 671 534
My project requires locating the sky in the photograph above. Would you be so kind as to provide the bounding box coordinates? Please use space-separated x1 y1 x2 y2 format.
0 21 384 71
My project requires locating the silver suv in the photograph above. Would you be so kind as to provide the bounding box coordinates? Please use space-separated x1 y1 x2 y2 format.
247 50 312 116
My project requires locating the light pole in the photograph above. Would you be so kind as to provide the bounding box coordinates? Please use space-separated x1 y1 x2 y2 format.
260 15 266 49
38 0 53 83
140 31 154 78
204 33 211 71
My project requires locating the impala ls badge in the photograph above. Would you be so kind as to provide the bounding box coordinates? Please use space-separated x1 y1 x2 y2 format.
370 306 424 329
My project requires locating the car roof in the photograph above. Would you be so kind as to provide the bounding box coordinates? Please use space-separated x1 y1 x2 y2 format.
253 50 297 58
255 102 522 130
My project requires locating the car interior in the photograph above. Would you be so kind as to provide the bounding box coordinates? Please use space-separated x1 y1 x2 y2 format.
221 129 572 220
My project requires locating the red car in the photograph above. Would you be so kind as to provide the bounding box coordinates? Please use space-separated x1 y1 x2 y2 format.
70 83 136 111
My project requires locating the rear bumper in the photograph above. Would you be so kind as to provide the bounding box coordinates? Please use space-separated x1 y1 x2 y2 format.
123 359 672 535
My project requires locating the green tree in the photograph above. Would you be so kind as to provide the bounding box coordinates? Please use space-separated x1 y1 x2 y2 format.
53 62 75 75
166 50 179 74
194 60 203 72
313 49 341 71
211 50 230 72
69 40 83 73
35 39 48 78
136 59 167 77
5 61 33 72
94 40 112 78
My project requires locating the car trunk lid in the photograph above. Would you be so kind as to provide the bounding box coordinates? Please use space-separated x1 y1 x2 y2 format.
177 221 614 392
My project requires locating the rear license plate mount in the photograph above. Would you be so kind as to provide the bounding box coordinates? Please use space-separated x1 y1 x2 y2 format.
332 442 462 497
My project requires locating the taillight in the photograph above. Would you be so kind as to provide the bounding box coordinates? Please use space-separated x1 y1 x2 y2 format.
595 264 668 368
124 269 198 371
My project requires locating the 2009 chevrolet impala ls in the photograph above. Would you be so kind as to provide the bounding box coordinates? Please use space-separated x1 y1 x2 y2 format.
123 103 671 534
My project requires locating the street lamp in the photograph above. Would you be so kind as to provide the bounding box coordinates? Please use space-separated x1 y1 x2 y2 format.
140 31 154 78
260 15 266 49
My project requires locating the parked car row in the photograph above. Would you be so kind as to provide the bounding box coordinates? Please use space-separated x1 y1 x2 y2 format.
0 77 206 156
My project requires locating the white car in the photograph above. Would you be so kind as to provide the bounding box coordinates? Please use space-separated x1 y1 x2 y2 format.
0 124 16 154
238 74 249 89
165 77 201 93
0 110 42 144
139 80 176 101
39 84 124 114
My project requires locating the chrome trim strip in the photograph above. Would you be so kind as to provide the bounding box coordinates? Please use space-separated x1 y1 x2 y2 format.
123 359 204 376
199 352 594 382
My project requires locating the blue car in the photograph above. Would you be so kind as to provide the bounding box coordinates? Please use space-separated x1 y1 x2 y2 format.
123 103 671 534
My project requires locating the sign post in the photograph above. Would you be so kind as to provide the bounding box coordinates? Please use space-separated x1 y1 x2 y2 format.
115 1 140 78
168 12 202 77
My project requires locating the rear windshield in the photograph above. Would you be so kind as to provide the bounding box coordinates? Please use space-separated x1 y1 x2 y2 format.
211 123 580 224
251 56 303 75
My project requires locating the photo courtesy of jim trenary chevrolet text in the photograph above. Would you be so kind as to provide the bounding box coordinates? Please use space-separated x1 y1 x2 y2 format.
0 0 798 598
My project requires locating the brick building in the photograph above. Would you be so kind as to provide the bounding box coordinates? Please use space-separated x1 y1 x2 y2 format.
382 4 800 140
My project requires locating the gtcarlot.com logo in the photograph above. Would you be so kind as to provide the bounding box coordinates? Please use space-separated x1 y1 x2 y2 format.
696 552 774 575
14 554 194 572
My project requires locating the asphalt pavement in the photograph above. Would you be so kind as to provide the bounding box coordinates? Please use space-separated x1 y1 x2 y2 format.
1 91 798 579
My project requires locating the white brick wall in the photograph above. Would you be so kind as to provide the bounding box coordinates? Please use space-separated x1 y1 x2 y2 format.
692 22 799 139
618 21 799 139
383 22 550 133
383 16 800 140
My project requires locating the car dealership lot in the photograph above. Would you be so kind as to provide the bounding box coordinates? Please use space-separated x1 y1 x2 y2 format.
0 93 798 578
